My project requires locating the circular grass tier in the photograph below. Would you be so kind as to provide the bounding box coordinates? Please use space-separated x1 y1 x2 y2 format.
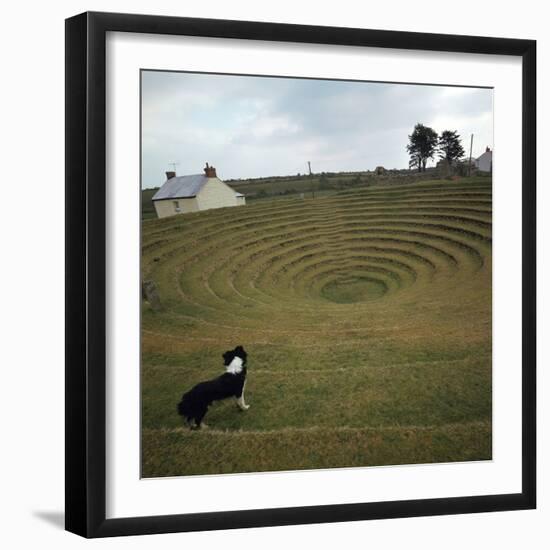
141 178 493 477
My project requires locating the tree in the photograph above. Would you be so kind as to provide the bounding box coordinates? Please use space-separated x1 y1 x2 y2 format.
438 130 465 166
406 123 438 172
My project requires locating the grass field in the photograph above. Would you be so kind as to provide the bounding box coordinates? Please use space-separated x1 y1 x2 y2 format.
141 177 492 477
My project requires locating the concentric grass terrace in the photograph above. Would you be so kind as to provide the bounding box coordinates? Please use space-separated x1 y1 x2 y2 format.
141 177 492 477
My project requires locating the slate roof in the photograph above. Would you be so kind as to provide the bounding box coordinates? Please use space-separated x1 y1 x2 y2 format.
476 150 492 161
152 174 209 201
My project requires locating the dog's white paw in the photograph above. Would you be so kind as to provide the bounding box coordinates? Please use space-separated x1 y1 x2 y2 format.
243 404 250 410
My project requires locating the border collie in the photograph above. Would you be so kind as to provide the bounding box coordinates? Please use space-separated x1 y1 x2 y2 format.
177 346 250 429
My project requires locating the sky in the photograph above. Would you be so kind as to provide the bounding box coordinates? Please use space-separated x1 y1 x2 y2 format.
141 70 493 189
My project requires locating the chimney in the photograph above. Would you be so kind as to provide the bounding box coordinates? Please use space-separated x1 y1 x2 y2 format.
486 146 491 153
165 171 176 180
204 162 217 178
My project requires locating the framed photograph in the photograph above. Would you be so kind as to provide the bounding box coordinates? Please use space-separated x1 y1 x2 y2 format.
65 11 536 538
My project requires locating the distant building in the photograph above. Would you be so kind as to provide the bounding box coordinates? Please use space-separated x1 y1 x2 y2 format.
473 147 493 173
375 166 386 175
152 163 245 219
436 159 451 176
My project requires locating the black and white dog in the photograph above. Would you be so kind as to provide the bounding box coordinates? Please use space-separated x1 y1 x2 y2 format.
177 346 250 429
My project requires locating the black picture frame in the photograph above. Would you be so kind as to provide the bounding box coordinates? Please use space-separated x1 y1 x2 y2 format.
65 11 536 538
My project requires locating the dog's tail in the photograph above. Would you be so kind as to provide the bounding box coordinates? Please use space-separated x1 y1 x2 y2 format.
177 392 193 418
177 396 187 417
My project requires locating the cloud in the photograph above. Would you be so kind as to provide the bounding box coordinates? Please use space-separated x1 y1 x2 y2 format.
141 71 493 187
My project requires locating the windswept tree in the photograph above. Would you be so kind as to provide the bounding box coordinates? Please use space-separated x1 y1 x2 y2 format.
406 123 438 172
408 149 422 172
438 130 465 166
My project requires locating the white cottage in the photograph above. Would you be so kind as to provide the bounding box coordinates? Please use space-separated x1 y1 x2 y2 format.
152 163 245 219
474 147 493 173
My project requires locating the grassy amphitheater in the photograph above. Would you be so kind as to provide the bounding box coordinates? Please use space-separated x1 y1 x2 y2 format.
141 177 492 477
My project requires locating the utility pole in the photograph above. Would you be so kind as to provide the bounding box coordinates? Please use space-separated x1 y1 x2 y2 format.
468 134 473 177
308 162 316 199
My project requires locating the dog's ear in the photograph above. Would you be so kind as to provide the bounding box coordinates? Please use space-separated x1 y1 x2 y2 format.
234 346 247 362
235 345 247 356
